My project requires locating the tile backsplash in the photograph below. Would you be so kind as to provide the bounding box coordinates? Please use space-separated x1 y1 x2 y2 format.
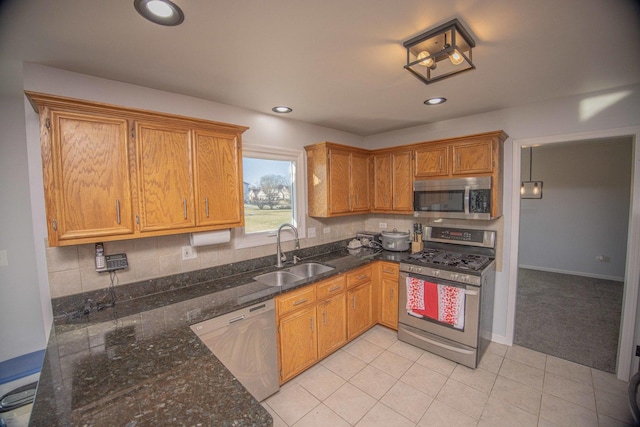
45 214 504 298
46 215 367 298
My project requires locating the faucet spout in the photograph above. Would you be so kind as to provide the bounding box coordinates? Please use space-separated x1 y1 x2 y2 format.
276 223 299 267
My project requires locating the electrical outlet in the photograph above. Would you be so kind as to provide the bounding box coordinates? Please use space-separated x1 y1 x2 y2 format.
308 227 316 238
182 245 197 260
323 227 331 234
379 222 387 229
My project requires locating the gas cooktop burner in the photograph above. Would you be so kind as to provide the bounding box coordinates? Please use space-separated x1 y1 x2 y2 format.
408 249 492 272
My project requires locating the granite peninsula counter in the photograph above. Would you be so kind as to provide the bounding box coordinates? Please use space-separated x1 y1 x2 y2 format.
30 242 407 426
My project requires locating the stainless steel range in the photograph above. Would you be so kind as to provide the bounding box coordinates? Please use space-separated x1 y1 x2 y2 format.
398 226 496 368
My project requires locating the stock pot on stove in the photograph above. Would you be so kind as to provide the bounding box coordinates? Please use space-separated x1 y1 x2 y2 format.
380 229 411 251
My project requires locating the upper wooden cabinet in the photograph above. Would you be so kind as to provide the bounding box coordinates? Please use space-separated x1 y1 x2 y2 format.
372 149 413 213
305 142 370 217
26 92 248 246
136 121 195 231
414 131 506 179
42 110 135 244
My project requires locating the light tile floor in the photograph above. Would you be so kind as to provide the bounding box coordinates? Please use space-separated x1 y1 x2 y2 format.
263 325 634 427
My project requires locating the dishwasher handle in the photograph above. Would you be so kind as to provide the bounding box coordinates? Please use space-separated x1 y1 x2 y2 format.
191 300 275 334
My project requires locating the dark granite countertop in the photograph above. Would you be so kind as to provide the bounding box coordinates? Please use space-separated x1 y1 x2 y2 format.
30 241 410 426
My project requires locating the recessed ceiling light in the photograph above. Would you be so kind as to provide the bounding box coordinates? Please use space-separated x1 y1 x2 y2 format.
134 0 184 26
272 106 293 113
424 97 447 105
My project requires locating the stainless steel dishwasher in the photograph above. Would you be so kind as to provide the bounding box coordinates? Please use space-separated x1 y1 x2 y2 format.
190 299 279 402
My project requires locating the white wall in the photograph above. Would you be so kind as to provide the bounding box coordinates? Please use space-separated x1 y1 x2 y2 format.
0 60 47 362
518 138 632 280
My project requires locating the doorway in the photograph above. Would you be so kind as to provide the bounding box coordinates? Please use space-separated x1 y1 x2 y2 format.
514 138 631 372
507 128 640 381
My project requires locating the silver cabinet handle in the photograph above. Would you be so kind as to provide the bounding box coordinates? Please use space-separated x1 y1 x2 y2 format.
328 285 341 292
323 310 327 325
205 197 209 218
383 269 394 274
390 288 394 299
357 274 367 280
183 198 187 219
310 317 314 332
356 194 359 206
293 298 308 306
384 194 387 205
439 155 443 171
116 199 121 224
352 296 357 309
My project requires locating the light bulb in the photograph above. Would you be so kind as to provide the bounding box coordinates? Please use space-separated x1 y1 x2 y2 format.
533 182 540 195
146 0 174 17
449 49 464 65
417 51 436 69
520 183 525 195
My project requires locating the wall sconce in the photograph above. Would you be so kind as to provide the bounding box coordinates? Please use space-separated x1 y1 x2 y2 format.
403 18 475 85
521 147 543 199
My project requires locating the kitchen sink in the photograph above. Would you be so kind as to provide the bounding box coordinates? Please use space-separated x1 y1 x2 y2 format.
253 262 335 286
285 262 334 278
253 271 303 287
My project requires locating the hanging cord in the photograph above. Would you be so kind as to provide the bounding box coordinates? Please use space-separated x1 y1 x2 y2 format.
67 271 119 320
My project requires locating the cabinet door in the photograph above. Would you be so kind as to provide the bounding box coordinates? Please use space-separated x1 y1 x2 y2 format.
380 277 399 330
391 150 413 211
48 111 134 243
347 282 373 340
317 293 347 359
452 139 493 175
328 149 351 214
193 130 243 227
372 153 391 211
278 305 317 383
414 145 448 178
136 122 195 231
350 152 370 212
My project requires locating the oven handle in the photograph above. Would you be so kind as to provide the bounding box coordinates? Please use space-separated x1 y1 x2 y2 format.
464 186 470 215
464 289 478 296
401 272 479 296
401 327 475 355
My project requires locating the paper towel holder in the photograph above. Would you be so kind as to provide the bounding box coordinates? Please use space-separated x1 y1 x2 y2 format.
189 229 231 247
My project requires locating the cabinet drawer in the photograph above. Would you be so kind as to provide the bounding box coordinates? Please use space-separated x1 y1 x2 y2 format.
277 286 316 316
317 275 346 300
380 262 399 278
347 265 373 289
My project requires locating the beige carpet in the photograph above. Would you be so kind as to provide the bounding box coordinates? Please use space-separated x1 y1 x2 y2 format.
514 268 623 373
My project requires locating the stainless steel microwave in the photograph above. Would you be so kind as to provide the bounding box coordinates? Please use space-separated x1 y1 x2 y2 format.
413 177 492 220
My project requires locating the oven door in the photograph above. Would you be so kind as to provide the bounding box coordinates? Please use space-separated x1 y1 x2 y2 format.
398 271 480 348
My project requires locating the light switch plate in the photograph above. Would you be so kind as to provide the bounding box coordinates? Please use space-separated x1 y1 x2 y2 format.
308 227 316 238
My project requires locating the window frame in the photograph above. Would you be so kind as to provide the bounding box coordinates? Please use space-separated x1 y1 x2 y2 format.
235 144 306 249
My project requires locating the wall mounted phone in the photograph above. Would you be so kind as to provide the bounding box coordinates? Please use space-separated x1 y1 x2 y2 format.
95 243 128 272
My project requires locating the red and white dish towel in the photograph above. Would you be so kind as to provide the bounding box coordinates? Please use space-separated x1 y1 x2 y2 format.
405 277 465 329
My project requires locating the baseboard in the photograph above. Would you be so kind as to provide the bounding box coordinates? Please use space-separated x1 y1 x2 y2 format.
490 333 511 346
518 264 624 282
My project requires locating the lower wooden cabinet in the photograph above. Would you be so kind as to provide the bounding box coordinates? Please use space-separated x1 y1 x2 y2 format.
379 262 399 330
275 262 395 384
278 304 318 383
275 275 347 384
347 282 373 340
317 293 347 359
346 265 374 340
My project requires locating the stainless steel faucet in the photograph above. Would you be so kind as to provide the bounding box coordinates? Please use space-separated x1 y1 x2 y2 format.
276 223 300 267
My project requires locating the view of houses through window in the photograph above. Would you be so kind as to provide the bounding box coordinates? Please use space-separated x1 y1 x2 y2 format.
242 157 296 234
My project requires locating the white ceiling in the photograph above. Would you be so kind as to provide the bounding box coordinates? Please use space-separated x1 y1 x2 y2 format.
1 0 639 136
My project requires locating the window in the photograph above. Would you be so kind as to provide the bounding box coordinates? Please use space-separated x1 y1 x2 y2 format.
235 145 305 248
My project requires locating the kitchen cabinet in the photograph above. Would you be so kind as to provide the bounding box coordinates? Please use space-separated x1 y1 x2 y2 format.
275 275 346 383
26 92 247 246
136 121 195 231
372 149 413 213
414 144 449 178
305 142 370 217
193 130 243 227
346 265 374 340
36 108 135 246
378 262 399 330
